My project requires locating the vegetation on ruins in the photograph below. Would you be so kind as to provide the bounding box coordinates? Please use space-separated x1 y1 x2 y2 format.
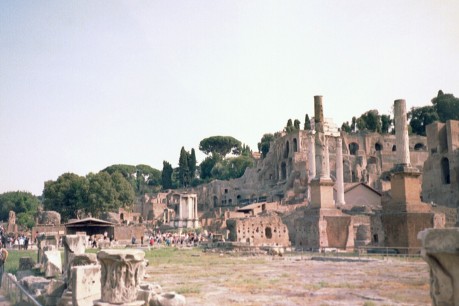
304 114 311 130
0 191 40 229
258 133 275 158
178 147 197 188
284 118 301 133
161 161 174 189
409 90 459 136
199 136 242 158
340 90 459 136
102 164 161 194
43 171 135 221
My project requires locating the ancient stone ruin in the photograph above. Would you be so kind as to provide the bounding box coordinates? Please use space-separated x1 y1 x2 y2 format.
419 228 459 306
14 234 186 306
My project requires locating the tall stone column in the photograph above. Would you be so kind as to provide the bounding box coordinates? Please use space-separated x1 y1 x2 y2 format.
394 99 410 166
307 134 316 201
308 134 316 179
314 95 330 180
335 137 345 205
310 96 334 209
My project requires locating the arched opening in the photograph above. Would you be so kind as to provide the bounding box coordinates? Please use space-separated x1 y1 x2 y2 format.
281 162 287 180
120 213 124 221
349 142 359 155
392 145 396 152
228 199 233 205
375 142 382 151
414 143 426 151
441 158 451 184
284 141 290 158
213 196 218 207
293 138 298 152
265 227 272 239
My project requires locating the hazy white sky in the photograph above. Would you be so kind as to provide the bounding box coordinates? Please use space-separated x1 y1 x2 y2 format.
1 1 459 195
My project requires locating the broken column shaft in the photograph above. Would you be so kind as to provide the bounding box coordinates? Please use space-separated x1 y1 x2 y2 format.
335 137 345 205
394 99 411 166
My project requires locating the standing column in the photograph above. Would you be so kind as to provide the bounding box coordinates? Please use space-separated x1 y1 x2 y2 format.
314 96 330 179
335 137 346 205
394 99 410 166
308 134 316 178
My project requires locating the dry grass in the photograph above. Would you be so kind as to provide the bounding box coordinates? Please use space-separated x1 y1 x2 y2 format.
142 248 432 305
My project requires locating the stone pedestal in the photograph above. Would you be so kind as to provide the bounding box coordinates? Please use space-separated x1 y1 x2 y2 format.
418 228 459 306
96 249 145 304
309 178 335 209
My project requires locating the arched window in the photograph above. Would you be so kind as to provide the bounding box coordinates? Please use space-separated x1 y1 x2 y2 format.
392 145 396 152
293 138 298 152
349 142 359 155
441 158 451 184
414 143 426 151
284 141 290 158
375 142 382 151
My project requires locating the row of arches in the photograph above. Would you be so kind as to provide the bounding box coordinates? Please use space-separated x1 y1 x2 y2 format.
348 142 426 155
284 138 298 158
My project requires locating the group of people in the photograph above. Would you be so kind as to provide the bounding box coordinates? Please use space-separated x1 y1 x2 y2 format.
139 231 204 247
0 226 30 250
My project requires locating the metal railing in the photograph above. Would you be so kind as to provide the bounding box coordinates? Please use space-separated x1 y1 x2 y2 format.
2 273 42 306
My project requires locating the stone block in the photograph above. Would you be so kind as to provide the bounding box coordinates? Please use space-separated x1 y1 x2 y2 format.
19 257 36 270
20 276 50 292
418 228 459 306
43 250 62 278
44 279 65 306
151 292 186 306
16 270 34 281
72 264 101 306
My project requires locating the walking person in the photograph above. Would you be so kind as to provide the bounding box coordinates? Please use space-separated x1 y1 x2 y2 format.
0 241 9 289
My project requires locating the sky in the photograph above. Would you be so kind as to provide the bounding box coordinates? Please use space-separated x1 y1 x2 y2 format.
1 1 459 195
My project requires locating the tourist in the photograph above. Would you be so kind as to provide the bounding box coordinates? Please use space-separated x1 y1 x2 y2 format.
0 241 8 289
24 236 29 250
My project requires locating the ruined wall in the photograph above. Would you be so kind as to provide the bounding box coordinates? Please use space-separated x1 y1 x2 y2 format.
114 225 146 243
381 212 435 253
422 120 459 211
226 213 290 247
189 130 427 211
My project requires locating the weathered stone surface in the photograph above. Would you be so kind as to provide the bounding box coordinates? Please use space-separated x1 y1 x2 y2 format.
418 228 459 306
19 257 36 270
43 250 62 278
65 253 98 290
97 249 145 304
44 279 65 306
63 235 86 281
16 269 34 281
37 210 61 225
151 292 186 306
137 283 163 305
226 213 290 247
72 264 101 306
20 276 51 293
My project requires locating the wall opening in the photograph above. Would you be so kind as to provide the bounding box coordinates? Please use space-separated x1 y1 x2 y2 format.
281 162 287 180
414 143 426 151
441 157 451 184
349 142 359 155
293 138 298 152
284 141 290 158
373 234 379 243
265 227 272 239
375 142 382 151
392 145 396 151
